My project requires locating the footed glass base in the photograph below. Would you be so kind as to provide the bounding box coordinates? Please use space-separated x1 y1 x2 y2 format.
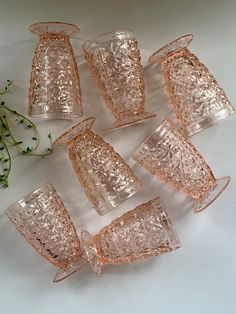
30 21 80 37
53 255 88 283
148 34 193 63
110 111 156 130
194 176 230 213
81 230 102 276
54 117 95 146
188 107 235 136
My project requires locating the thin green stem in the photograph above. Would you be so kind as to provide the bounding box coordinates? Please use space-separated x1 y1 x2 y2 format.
0 80 53 188
2 105 40 152
0 80 13 95
0 139 11 188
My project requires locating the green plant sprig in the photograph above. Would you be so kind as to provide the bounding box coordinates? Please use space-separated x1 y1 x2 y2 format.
0 139 11 188
0 79 13 95
0 80 53 188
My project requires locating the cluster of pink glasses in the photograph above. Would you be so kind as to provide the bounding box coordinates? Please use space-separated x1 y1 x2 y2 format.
5 22 234 282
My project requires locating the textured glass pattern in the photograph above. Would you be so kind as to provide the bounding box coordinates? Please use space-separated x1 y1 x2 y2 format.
6 182 87 282
83 30 155 129
81 197 180 276
54 118 142 215
149 35 235 136
133 119 230 212
28 22 83 119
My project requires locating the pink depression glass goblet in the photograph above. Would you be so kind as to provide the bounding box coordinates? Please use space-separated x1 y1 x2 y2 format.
83 30 156 130
54 117 142 215
28 22 83 119
148 35 235 136
132 119 230 213
6 182 87 283
80 197 180 276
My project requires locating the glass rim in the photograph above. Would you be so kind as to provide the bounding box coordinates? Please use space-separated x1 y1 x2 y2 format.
131 118 171 157
83 29 135 50
6 182 54 215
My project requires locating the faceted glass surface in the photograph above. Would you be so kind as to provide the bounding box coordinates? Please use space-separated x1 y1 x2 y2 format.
149 35 235 136
54 118 142 215
132 119 230 211
28 22 83 119
81 197 180 276
83 30 155 129
6 182 86 282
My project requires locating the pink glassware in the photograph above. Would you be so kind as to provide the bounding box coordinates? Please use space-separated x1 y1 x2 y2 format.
6 182 87 283
54 117 142 215
80 197 180 276
132 119 230 212
149 34 235 136
28 22 83 119
83 30 156 130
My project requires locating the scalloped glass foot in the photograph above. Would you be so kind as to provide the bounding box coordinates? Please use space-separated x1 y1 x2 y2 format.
30 21 80 37
53 255 88 283
148 34 193 63
194 176 230 213
110 112 156 130
81 230 102 276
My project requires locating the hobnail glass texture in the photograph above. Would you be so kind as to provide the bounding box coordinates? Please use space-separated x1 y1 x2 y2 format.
132 119 230 212
54 117 142 215
6 182 87 283
83 30 156 130
149 34 235 136
28 22 83 119
81 197 180 276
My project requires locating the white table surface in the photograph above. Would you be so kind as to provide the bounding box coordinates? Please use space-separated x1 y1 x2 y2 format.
0 0 236 313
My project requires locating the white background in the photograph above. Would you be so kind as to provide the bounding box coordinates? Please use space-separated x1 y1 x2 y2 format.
0 0 236 313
